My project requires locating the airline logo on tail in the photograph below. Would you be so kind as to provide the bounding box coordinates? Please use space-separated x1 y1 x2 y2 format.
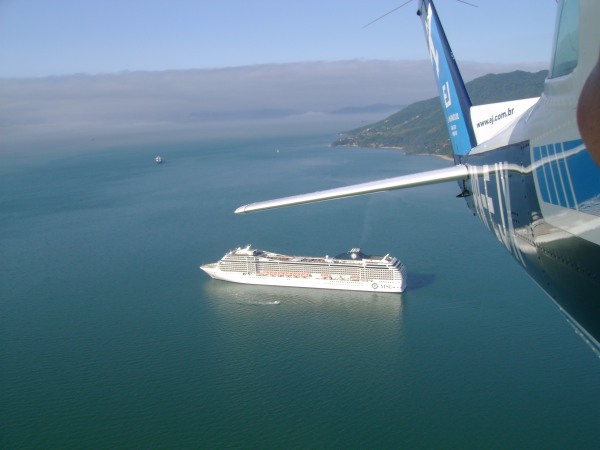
442 81 451 107
420 0 476 158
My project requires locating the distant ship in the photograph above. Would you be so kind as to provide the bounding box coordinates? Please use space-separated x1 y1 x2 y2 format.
155 156 163 164
200 245 407 293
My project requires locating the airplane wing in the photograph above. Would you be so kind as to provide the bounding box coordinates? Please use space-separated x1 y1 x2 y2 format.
235 164 468 214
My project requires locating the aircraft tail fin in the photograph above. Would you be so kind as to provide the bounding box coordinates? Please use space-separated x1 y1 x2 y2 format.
418 0 476 162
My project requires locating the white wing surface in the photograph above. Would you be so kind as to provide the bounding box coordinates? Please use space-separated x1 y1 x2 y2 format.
235 164 468 214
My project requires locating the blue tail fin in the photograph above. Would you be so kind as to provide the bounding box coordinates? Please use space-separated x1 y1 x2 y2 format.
418 0 476 162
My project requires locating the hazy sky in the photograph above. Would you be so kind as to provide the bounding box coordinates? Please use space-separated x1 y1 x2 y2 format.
0 1 558 152
3 59 549 151
0 0 557 78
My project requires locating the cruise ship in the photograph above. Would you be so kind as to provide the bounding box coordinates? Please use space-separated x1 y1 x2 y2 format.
200 245 407 293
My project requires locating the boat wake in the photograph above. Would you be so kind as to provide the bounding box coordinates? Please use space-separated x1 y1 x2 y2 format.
246 300 281 305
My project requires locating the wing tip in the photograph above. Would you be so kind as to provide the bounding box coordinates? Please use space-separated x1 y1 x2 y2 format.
234 164 468 215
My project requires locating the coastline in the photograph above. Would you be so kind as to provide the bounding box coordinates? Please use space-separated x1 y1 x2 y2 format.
415 153 453 161
338 144 454 162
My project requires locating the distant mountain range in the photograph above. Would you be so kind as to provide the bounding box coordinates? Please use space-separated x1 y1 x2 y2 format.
329 103 405 115
332 70 548 157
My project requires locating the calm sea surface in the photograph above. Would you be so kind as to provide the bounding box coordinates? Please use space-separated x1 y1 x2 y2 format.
2 122 600 448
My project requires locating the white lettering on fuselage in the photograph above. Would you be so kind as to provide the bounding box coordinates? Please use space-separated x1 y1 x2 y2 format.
469 163 526 267
447 113 460 123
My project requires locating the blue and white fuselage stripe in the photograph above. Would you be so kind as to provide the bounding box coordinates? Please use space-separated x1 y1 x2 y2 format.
534 139 600 215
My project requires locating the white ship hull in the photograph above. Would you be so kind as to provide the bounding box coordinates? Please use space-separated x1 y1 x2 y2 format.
200 246 407 293
201 264 404 293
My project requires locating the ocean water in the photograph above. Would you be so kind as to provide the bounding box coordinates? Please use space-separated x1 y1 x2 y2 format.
2 122 600 448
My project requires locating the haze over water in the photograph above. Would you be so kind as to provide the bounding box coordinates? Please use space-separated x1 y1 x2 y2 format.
2 117 599 448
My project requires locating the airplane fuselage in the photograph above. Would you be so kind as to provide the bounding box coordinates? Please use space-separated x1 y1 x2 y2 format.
464 141 600 348
421 0 600 351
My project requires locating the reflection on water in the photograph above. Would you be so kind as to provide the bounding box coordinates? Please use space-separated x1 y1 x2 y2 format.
201 279 403 318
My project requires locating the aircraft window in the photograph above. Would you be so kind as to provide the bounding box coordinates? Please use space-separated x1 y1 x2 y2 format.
551 0 579 78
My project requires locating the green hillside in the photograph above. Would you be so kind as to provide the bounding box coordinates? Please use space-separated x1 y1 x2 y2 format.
332 70 548 157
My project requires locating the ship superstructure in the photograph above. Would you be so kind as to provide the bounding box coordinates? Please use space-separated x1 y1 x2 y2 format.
200 245 407 293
